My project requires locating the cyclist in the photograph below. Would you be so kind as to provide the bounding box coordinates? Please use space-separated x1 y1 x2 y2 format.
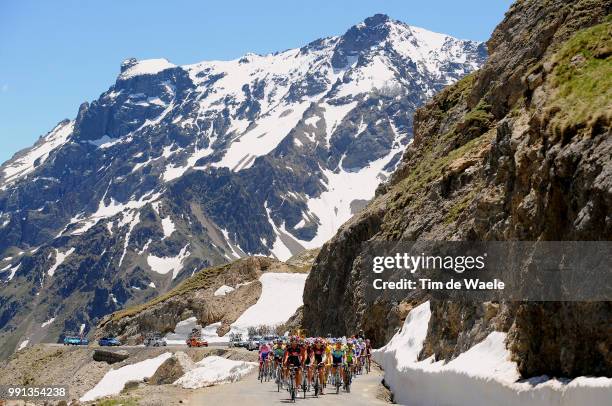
354 338 362 374
345 340 356 377
325 337 333 385
330 340 345 387
365 338 372 371
259 341 272 378
283 336 303 391
302 339 314 388
273 339 285 377
312 338 327 394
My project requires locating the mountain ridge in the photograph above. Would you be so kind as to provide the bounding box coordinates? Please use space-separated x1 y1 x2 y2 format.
0 14 485 357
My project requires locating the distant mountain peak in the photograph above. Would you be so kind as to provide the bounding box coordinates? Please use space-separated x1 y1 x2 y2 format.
0 16 486 356
362 13 391 27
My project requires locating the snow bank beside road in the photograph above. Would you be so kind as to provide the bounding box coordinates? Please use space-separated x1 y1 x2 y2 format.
81 352 172 401
174 356 257 389
373 301 612 406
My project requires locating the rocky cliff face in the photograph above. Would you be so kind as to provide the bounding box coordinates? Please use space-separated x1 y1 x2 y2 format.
0 15 485 356
303 0 611 378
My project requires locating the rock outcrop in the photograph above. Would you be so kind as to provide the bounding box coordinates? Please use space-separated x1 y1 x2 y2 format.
96 254 312 342
303 0 611 378
92 349 130 364
149 351 195 385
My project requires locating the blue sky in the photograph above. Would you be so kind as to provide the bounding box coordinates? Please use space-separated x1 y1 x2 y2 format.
0 0 513 163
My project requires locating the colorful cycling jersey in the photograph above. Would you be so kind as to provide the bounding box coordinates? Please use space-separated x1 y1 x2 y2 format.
273 345 285 358
331 348 344 364
345 346 355 362
286 344 301 357
259 344 271 361
286 344 302 367
312 345 325 363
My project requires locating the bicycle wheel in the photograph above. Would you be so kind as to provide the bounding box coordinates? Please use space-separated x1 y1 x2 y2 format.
345 366 352 393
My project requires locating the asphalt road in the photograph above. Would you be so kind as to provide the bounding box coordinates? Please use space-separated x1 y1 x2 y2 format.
45 342 230 349
187 367 388 405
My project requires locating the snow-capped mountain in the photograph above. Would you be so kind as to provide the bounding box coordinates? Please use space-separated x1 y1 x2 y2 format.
0 14 485 355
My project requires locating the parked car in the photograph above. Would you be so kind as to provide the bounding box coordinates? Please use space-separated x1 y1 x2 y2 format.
247 336 263 351
63 336 89 346
228 333 243 348
186 337 208 347
263 335 278 343
233 338 249 348
144 334 167 347
98 337 121 346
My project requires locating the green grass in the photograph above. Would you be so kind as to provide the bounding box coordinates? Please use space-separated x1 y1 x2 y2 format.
395 129 493 198
444 187 480 224
548 18 611 134
438 72 478 111
456 100 494 139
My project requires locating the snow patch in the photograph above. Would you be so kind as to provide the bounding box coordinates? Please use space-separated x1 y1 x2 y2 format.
87 135 121 149
161 216 175 239
69 191 158 235
224 273 307 338
321 102 357 145
48 248 75 276
212 101 312 171
264 202 293 261
80 353 172 401
17 339 29 351
147 244 190 279
174 356 257 389
301 146 401 248
119 58 176 80
41 317 56 328
2 121 74 184
2 263 21 281
214 285 235 296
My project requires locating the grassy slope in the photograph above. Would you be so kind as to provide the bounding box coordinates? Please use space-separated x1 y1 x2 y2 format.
548 17 612 133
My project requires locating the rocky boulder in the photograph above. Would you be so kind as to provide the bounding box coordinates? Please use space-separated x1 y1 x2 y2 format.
149 352 195 385
92 349 129 364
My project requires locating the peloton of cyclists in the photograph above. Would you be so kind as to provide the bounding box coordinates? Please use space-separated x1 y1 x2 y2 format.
256 331 372 398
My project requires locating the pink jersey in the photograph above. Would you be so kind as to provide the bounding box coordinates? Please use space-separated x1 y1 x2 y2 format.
259 343 271 360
